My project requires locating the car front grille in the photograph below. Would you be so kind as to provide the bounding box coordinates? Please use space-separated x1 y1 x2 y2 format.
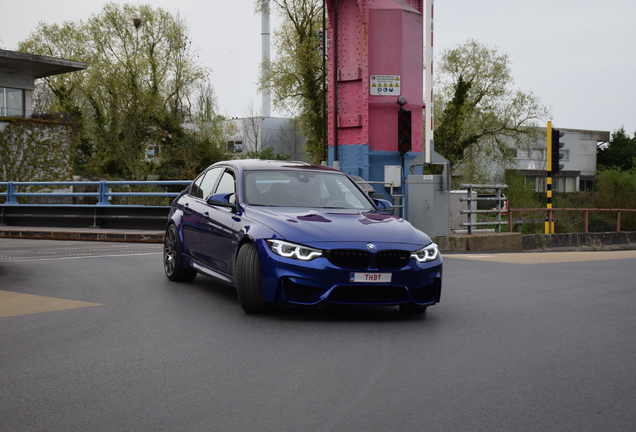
328 285 409 304
375 250 411 269
326 249 411 270
327 250 371 269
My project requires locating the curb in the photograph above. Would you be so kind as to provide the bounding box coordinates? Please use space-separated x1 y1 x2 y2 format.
0 227 164 243
2 227 635 253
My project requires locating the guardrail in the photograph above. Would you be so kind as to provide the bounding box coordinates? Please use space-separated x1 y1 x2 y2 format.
0 180 192 230
458 184 508 234
0 180 191 206
357 180 403 218
508 208 636 233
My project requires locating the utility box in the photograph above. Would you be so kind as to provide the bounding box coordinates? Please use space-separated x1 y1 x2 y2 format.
384 165 401 187
407 174 450 237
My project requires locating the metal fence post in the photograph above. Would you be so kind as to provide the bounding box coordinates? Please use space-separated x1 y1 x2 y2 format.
467 185 473 234
495 186 502 233
6 182 18 204
97 180 110 205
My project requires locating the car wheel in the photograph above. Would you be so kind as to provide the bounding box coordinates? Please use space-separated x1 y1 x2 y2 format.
236 243 268 314
164 224 196 282
399 303 427 315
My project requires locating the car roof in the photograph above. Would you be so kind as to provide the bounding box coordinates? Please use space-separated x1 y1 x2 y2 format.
217 159 342 173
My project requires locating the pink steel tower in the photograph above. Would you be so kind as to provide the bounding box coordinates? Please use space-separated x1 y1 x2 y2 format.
326 0 425 181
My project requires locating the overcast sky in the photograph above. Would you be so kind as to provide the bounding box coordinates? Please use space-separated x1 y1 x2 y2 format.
3 0 635 136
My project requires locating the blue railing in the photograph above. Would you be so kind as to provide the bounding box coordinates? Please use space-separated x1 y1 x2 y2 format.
0 180 191 206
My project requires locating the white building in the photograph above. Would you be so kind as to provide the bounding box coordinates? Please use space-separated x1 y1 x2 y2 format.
510 128 610 193
0 49 86 119
223 116 307 161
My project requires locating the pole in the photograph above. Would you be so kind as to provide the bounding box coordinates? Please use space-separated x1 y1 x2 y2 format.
545 121 554 234
424 0 434 163
322 0 327 162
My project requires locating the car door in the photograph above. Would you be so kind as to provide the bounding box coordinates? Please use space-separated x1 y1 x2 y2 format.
180 172 205 257
185 167 223 261
198 168 238 275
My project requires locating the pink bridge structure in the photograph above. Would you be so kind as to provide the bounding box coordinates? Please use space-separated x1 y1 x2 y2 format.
325 0 433 182
325 0 449 236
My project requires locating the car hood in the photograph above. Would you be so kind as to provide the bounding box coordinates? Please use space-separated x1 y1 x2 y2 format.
244 206 432 246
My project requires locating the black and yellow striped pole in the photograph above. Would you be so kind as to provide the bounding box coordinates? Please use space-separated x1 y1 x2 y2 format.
545 121 554 234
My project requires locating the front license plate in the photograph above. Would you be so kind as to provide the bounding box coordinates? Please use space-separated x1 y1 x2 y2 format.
349 272 392 283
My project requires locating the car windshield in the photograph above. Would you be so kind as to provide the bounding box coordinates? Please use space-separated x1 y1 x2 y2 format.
244 170 375 210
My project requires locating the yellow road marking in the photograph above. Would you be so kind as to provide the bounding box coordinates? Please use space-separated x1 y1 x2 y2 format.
0 290 102 318
446 250 636 264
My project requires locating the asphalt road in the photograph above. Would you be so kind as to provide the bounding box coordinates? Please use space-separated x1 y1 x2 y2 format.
1 239 635 432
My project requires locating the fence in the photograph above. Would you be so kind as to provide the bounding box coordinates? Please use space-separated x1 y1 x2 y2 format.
507 208 636 233
458 184 508 234
356 180 403 217
0 180 191 206
0 180 192 230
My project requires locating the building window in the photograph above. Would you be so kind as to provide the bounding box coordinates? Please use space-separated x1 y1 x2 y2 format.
580 179 594 192
226 140 243 153
0 87 25 117
552 176 576 193
561 149 569 161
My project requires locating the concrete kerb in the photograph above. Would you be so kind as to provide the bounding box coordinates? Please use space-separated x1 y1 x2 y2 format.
434 232 523 253
434 232 636 253
0 226 164 243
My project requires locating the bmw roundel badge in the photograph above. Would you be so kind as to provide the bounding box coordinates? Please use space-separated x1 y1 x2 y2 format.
366 243 377 250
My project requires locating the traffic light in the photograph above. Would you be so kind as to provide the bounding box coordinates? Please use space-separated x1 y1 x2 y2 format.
551 129 565 174
397 108 412 155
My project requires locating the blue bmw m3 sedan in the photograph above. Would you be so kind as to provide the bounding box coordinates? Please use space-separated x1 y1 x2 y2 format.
163 159 442 314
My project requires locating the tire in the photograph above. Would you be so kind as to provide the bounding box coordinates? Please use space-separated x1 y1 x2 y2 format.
399 303 427 315
235 243 268 314
164 224 197 282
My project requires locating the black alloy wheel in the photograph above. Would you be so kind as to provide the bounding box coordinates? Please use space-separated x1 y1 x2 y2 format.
164 224 197 282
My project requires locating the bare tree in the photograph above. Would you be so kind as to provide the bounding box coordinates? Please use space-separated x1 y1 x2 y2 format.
241 100 267 154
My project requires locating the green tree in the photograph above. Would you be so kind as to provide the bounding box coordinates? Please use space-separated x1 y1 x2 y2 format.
597 127 636 171
19 3 210 179
435 39 551 183
256 0 325 164
158 81 227 180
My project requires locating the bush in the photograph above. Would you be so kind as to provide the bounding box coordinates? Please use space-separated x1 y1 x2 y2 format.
593 168 636 231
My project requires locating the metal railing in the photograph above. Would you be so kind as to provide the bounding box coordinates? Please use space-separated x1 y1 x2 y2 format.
0 180 191 206
458 184 509 234
507 208 636 233
357 180 404 217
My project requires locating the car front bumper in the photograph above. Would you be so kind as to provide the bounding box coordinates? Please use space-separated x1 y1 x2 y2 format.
255 240 443 307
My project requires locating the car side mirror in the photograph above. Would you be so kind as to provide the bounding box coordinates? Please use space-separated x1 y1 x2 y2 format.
207 193 236 208
373 198 393 210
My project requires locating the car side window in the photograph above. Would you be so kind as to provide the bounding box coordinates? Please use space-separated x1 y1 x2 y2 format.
189 173 205 199
215 170 236 197
198 168 223 200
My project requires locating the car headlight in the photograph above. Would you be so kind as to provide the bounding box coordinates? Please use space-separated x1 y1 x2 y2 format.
411 243 440 263
267 240 323 261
